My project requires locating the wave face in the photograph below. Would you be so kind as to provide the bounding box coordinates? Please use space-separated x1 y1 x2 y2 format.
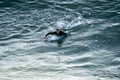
0 0 120 80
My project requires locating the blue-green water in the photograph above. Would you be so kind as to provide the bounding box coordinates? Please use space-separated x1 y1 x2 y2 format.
0 0 120 80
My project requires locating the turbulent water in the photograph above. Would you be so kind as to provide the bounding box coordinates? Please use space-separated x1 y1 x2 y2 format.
0 0 120 80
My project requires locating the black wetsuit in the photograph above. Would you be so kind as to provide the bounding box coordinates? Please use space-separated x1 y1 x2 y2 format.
45 31 67 37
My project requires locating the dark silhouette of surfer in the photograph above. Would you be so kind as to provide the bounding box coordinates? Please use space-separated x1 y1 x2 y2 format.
44 28 67 39
44 28 67 47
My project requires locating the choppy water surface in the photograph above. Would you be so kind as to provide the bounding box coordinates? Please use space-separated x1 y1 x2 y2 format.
0 0 120 80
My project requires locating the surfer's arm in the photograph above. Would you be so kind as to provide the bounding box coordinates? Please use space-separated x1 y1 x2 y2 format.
60 31 67 36
45 32 56 38
63 32 67 36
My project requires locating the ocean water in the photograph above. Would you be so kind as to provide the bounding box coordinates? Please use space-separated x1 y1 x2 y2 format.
0 0 120 80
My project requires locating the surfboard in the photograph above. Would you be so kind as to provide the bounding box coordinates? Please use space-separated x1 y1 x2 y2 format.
45 35 65 42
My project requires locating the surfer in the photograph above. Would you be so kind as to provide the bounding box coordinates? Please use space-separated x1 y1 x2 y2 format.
44 28 67 39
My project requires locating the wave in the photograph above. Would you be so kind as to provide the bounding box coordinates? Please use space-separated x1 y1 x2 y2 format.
0 0 120 80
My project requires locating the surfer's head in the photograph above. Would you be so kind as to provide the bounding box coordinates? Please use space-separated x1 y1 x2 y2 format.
56 28 60 34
